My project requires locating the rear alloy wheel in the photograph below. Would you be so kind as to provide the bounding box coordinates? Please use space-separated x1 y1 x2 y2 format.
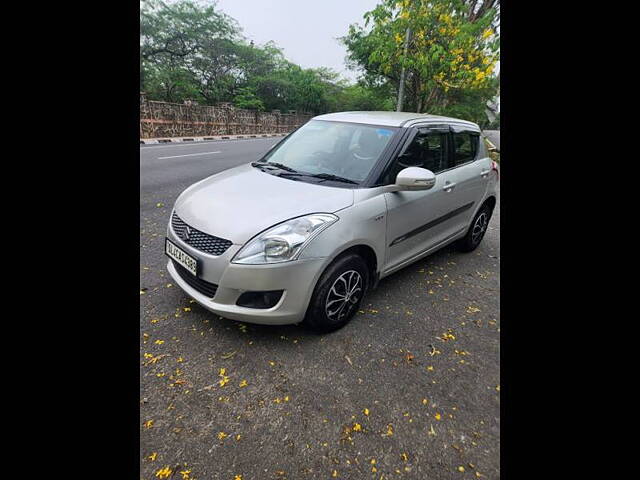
303 254 369 333
458 204 492 252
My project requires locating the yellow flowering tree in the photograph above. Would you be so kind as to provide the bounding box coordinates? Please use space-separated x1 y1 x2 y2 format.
343 0 499 121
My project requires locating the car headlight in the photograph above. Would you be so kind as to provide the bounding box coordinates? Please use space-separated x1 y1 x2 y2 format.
232 213 338 264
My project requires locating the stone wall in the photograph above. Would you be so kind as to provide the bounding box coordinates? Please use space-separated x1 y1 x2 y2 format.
140 94 312 139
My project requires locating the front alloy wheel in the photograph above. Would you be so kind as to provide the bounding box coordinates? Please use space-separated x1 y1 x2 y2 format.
303 253 369 333
325 270 363 322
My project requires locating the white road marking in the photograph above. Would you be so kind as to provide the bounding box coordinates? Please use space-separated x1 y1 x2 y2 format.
140 138 275 150
158 151 221 159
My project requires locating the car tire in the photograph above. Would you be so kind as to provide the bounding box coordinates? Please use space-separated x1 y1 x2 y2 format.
457 204 492 252
302 253 369 333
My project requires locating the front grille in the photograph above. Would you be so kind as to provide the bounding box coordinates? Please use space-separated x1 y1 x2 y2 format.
172 260 219 298
171 212 232 256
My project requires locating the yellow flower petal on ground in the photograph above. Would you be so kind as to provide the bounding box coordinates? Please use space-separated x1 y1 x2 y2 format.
353 423 362 432
148 452 157 461
155 466 172 479
363 408 370 416
218 431 228 440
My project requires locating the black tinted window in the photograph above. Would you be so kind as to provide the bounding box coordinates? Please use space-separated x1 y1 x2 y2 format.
452 133 478 165
384 132 448 184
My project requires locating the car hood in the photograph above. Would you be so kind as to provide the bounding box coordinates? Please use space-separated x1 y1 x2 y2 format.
174 164 355 244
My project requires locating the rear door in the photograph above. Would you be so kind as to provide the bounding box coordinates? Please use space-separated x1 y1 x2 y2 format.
382 126 461 273
446 127 491 229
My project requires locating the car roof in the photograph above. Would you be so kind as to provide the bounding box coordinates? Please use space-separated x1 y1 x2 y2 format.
312 111 479 130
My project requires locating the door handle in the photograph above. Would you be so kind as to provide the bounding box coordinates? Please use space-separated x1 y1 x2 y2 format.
442 182 456 192
480 169 490 177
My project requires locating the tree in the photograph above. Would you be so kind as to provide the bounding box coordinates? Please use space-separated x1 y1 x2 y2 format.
342 0 500 122
141 0 245 103
140 0 348 114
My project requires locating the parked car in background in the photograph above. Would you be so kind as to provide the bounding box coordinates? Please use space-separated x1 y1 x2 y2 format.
166 111 499 332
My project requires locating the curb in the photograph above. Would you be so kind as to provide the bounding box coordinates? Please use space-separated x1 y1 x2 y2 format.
140 133 287 145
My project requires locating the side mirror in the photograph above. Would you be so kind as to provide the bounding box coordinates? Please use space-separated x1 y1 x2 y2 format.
391 167 436 191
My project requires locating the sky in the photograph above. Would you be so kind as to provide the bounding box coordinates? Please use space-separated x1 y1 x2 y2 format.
215 0 380 82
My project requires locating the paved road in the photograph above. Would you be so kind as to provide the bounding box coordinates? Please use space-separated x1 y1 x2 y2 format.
482 130 500 151
140 139 500 480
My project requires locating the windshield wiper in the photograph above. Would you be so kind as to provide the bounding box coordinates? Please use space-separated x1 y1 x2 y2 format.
251 161 298 173
307 173 359 185
276 171 359 185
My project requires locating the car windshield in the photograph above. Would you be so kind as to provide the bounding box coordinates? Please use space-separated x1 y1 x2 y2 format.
257 120 397 184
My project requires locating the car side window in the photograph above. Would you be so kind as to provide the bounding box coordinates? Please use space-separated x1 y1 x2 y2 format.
383 131 448 184
452 133 479 166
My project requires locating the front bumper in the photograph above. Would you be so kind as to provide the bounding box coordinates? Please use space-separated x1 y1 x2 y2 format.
166 227 327 325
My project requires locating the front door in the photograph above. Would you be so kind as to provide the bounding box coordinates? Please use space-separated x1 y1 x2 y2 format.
383 127 465 273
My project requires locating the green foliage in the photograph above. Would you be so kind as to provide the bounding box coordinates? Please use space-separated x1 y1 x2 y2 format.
342 0 500 121
141 0 500 123
140 0 349 114
233 86 264 111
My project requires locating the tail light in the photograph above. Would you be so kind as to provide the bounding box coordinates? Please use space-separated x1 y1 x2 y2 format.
491 160 499 180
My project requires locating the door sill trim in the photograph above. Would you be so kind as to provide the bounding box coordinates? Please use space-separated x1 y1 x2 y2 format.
381 228 466 278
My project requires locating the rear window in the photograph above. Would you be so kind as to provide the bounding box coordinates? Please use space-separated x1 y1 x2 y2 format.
452 133 479 165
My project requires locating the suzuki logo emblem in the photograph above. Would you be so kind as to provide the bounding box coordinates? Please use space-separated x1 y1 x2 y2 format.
183 226 191 241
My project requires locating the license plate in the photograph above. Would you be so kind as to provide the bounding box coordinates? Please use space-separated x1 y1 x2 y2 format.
166 238 198 276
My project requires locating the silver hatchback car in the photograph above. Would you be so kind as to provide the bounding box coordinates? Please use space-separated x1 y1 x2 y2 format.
166 111 499 332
